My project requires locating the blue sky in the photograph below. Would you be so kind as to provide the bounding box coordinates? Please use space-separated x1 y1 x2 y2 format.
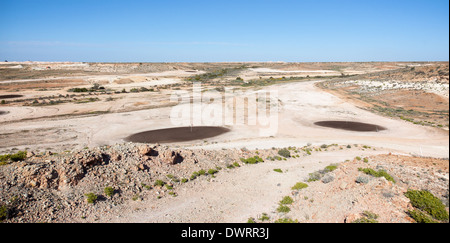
0 0 448 62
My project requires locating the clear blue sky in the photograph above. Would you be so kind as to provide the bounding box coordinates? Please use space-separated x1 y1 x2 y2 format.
0 0 448 62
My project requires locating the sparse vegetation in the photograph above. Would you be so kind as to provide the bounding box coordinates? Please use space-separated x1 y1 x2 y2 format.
84 193 98 204
259 213 270 221
352 211 379 223
274 217 298 223
324 164 338 172
408 209 438 223
405 189 449 221
0 204 8 221
0 151 27 165
104 187 115 197
208 169 218 175
273 168 283 173
154 180 166 187
277 148 291 158
277 205 291 213
292 182 308 190
307 164 339 182
358 168 396 183
240 156 264 164
280 196 294 205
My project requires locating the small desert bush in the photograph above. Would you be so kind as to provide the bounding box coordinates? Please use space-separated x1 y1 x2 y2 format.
358 168 396 183
307 171 322 182
408 209 438 223
273 168 283 173
277 205 291 213
259 213 270 221
240 156 264 164
208 169 218 175
104 187 115 197
85 193 98 204
324 164 338 172
278 148 291 158
0 204 9 222
274 218 298 223
405 189 449 221
154 180 166 187
292 182 308 190
352 211 379 223
0 151 27 165
280 196 294 205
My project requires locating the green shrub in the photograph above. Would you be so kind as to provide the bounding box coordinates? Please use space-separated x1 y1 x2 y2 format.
240 156 264 164
358 168 396 183
405 190 449 221
0 205 8 221
277 205 291 213
408 209 438 223
208 169 218 175
307 171 321 182
10 151 27 162
278 148 291 158
280 196 294 205
104 187 115 197
273 168 283 173
324 164 338 172
351 211 379 223
352 218 378 223
274 218 298 223
154 180 165 187
190 172 199 180
292 182 308 190
69 87 89 93
259 213 270 221
141 183 152 190
85 193 98 204
0 151 27 165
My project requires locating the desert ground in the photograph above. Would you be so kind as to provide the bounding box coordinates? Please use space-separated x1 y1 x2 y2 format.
0 61 448 223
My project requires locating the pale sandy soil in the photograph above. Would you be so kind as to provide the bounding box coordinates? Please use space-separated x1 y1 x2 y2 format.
1 80 448 158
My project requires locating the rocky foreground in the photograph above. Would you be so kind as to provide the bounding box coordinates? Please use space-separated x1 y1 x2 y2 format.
0 143 448 223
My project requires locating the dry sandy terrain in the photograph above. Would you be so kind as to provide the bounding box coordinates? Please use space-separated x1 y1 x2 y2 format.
0 62 448 223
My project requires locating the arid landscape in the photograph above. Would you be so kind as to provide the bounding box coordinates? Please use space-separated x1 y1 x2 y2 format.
0 61 448 223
